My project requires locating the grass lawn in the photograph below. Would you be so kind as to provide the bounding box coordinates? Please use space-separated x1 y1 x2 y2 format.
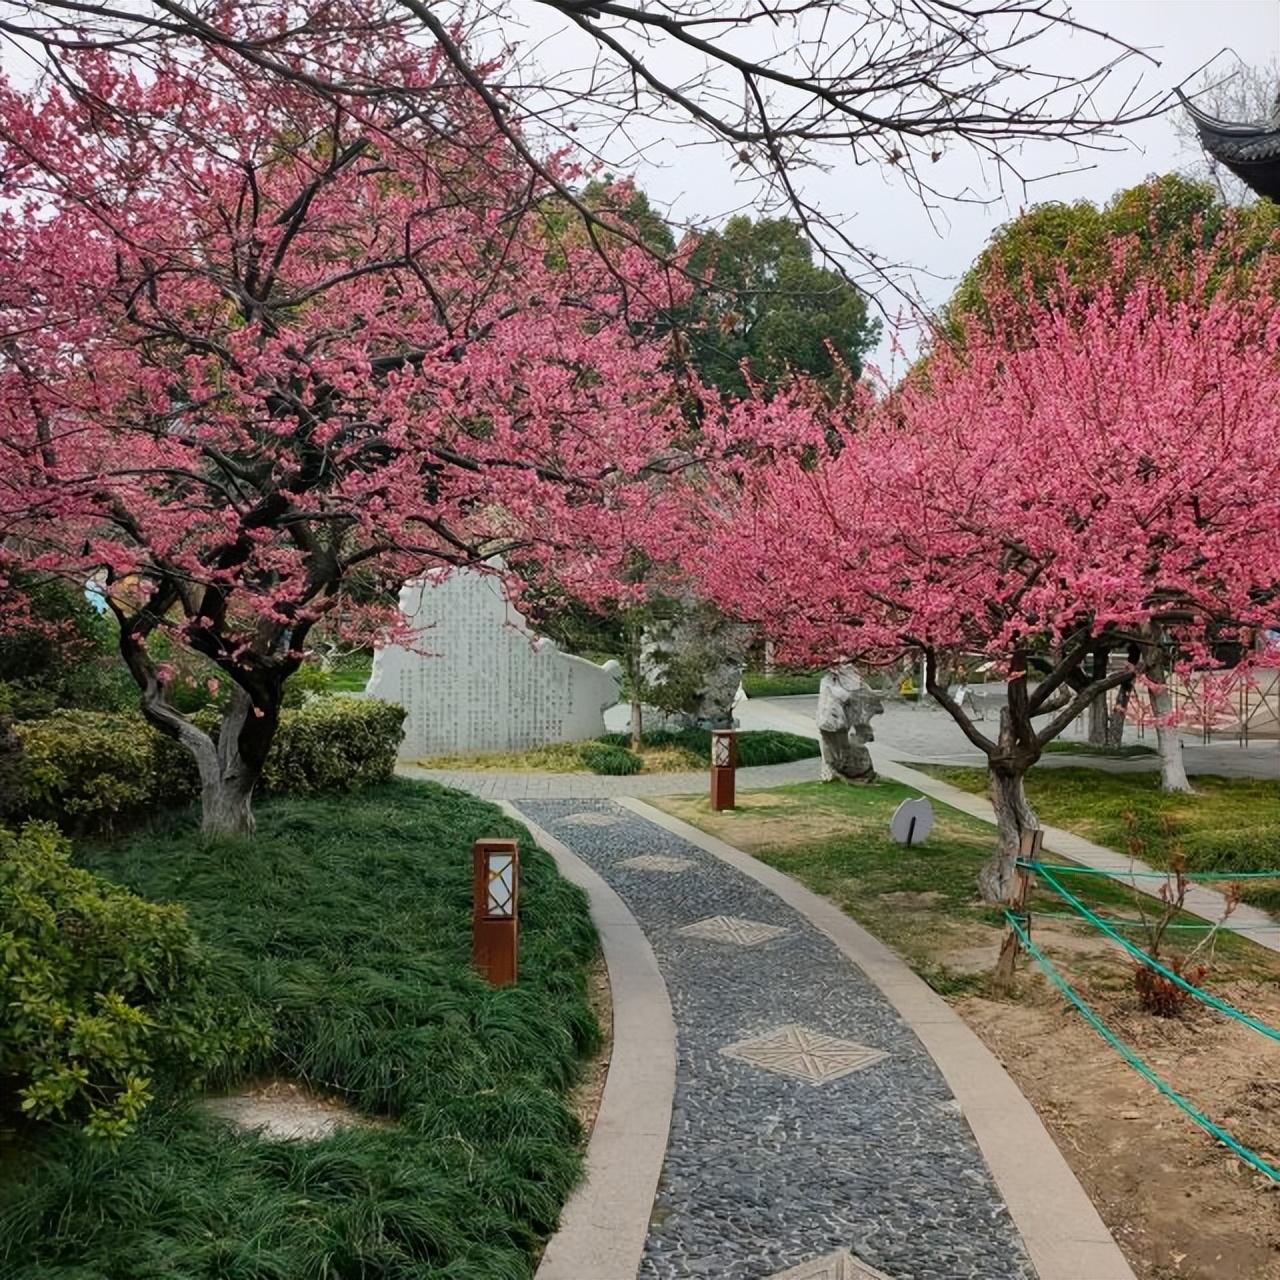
316 652 373 693
650 780 1271 995
919 765 1280 909
418 729 820 775
741 670 822 697
0 781 600 1280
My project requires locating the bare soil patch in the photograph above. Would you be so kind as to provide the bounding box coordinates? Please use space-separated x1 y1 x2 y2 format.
955 922 1280 1280
571 951 613 1138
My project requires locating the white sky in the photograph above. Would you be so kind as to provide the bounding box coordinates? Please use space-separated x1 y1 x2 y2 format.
514 0 1280 372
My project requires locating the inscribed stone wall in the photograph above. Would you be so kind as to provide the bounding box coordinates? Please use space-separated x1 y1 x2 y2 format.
366 569 622 757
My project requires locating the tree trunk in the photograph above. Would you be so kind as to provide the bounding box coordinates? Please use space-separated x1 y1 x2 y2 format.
1143 628 1193 795
1086 694 1108 745
1151 687 1193 794
198 684 278 837
629 696 644 753
980 765 1040 903
201 771 257 837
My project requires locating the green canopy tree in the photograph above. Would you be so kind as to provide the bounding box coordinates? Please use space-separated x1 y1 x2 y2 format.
681 216 879 397
946 173 1280 329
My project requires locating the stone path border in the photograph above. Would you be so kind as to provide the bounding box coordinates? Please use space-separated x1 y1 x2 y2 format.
501 801 676 1280
619 797 1135 1280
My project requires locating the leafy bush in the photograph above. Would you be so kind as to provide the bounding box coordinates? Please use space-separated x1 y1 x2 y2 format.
10 699 406 831
260 697 406 793
281 664 334 707
13 711 174 831
0 714 22 820
0 823 264 1138
0 577 134 717
578 742 642 775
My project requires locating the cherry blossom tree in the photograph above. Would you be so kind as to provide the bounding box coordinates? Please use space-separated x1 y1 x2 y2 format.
692 251 1280 901
0 1 1166 300
0 14 694 836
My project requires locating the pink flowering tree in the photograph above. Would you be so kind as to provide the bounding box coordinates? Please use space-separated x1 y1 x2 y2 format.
0 13 693 836
693 254 1280 901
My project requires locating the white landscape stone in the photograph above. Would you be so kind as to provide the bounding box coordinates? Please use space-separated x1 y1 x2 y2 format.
367 567 622 757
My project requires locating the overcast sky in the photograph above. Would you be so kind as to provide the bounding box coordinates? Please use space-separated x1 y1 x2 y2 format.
517 0 1280 373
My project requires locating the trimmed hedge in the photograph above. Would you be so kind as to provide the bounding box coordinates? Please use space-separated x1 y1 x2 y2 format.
0 822 265 1138
10 698 406 831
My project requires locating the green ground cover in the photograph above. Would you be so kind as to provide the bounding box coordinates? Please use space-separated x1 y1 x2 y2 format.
740 670 822 697
317 653 374 693
919 766 1280 908
1 781 599 1280
651 780 1270 997
418 728 820 776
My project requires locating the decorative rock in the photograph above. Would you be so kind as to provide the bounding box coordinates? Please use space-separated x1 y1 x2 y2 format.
640 597 751 731
889 797 935 846
366 565 621 756
203 1079 374 1142
817 667 884 783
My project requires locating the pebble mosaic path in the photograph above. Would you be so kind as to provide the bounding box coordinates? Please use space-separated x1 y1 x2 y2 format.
515 798 1035 1280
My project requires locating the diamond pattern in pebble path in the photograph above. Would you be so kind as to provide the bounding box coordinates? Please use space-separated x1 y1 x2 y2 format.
722 1024 888 1085
559 811 624 827
678 915 790 947
620 853 697 873
767 1248 893 1279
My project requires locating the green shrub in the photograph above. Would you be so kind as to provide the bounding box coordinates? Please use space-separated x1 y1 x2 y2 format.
0 577 134 716
578 742 642 775
260 697 407 793
0 823 265 1138
11 699 406 831
280 664 334 707
741 670 823 697
13 711 171 831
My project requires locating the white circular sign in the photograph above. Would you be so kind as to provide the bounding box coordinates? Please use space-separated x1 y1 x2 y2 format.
890 797 935 846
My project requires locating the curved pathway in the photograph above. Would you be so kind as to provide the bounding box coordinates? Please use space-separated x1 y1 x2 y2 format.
514 797 1129 1280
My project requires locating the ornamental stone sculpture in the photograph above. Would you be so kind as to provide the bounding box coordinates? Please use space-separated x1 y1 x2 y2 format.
816 666 883 782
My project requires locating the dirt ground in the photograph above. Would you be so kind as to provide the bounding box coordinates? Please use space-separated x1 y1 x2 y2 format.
952 918 1280 1280
571 951 613 1139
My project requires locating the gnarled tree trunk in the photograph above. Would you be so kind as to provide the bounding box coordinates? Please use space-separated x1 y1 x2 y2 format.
981 760 1040 903
197 686 279 837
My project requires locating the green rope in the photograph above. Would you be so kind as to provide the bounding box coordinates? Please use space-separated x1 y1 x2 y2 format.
1036 865 1280 1044
1018 859 1280 882
1035 911 1280 932
1005 911 1280 1183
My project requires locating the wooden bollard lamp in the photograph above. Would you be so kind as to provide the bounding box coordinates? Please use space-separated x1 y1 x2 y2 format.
473 837 519 986
710 728 737 812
